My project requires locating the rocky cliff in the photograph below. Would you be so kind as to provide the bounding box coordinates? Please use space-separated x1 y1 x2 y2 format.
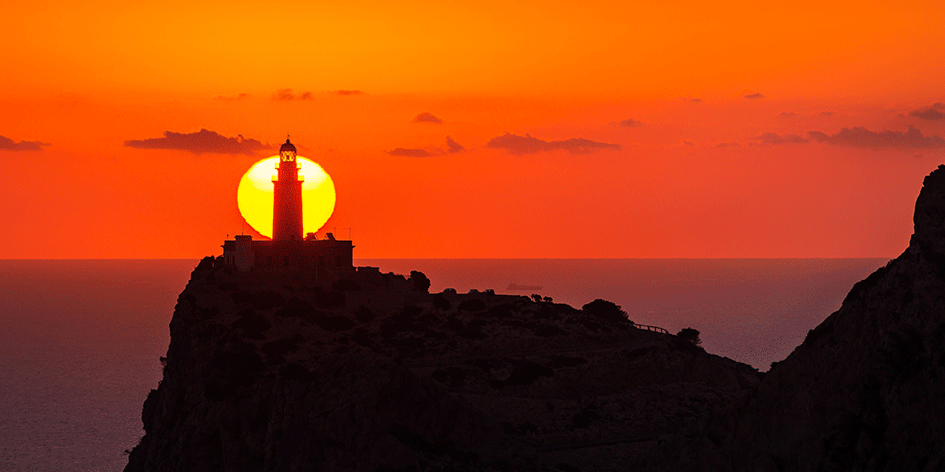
124 262 759 471
126 165 945 471
654 165 945 471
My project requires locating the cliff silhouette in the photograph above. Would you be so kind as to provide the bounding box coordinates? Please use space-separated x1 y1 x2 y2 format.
123 265 757 470
650 165 945 471
125 165 945 471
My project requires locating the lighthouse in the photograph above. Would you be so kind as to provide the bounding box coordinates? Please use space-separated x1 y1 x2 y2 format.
222 138 353 274
272 138 304 240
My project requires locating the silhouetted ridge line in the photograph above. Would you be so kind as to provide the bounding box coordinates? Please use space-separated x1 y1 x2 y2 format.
649 164 945 472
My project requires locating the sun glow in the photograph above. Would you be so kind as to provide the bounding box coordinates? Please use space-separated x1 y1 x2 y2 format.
237 156 336 239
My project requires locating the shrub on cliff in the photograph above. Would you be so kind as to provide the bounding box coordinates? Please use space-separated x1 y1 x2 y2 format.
581 299 630 324
409 270 431 293
677 327 702 346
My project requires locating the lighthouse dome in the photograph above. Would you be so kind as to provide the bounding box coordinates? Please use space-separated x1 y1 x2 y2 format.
280 139 297 154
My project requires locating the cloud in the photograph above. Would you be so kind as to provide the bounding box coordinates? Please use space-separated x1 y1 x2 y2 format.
744 93 766 99
214 93 251 101
750 126 945 149
272 89 313 100
910 103 945 120
691 98 703 103
272 89 294 100
387 148 433 157
123 129 269 155
486 133 621 155
0 135 49 151
913 110 945 120
682 140 694 146
618 118 643 127
388 137 463 156
807 126 945 149
750 132 807 145
332 90 364 96
446 136 465 153
779 111 833 118
412 112 443 124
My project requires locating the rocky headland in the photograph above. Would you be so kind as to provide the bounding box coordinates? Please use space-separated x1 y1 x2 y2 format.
126 165 945 471
123 265 757 471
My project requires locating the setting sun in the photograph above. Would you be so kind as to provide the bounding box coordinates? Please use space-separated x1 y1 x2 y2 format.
236 156 336 239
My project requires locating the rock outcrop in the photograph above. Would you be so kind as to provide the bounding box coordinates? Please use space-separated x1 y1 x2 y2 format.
124 262 759 471
654 165 945 471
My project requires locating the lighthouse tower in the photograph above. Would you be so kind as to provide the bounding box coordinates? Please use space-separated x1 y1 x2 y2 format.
273 138 304 240
222 137 353 273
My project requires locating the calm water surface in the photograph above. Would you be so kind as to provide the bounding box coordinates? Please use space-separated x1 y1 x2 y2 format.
0 258 885 471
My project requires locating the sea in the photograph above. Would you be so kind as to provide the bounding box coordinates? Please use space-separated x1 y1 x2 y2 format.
0 258 886 471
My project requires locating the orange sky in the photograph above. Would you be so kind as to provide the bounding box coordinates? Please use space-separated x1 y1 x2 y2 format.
1 0 944 258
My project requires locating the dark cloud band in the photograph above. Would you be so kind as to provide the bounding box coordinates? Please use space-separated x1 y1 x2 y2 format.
412 112 443 124
751 126 945 149
752 132 807 145
0 135 49 151
808 126 945 149
123 129 269 155
272 89 313 100
486 133 620 155
910 103 945 121
446 136 465 153
387 148 433 157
